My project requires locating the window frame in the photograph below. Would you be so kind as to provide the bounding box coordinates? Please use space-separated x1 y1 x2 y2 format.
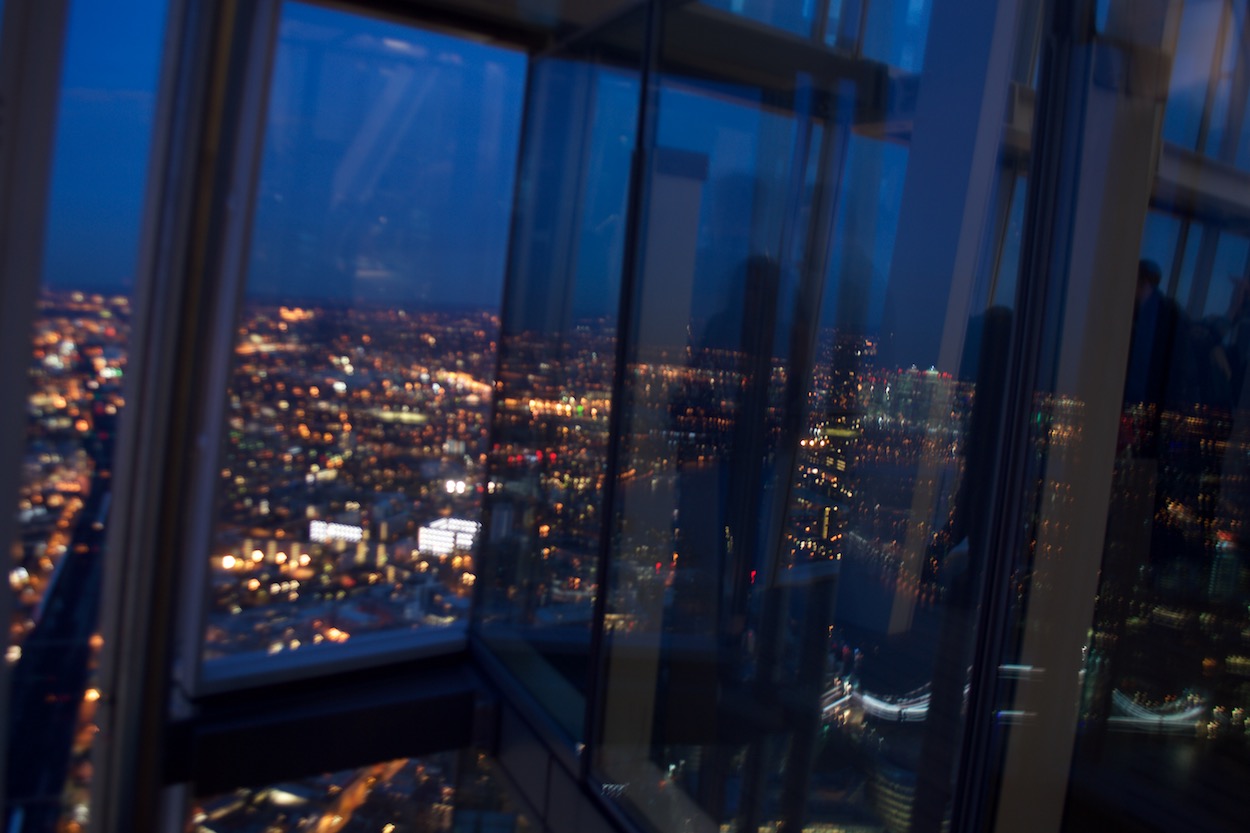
86 1 566 830
0 0 73 824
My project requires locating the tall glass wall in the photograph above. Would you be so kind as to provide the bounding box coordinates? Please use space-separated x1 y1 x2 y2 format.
479 0 1034 830
476 6 645 742
6 0 1245 830
594 1 1029 831
992 3 1250 833
477 1 1250 833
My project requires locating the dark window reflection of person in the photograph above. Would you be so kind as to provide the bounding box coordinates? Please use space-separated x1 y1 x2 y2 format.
1078 260 1223 781
1124 259 1192 416
1121 258 1199 575
1080 261 1186 765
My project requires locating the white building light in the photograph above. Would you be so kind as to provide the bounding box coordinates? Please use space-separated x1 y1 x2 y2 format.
309 519 364 543
417 517 480 555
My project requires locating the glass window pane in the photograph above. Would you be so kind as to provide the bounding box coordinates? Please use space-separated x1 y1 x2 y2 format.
7 0 165 828
590 2 1026 831
476 8 644 742
989 3 1250 832
1201 233 1250 318
200 3 524 669
862 0 933 73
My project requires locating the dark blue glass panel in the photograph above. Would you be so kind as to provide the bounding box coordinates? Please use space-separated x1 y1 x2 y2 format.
591 4 1023 832
861 0 933 73
700 0 816 38
476 11 644 742
1163 0 1223 150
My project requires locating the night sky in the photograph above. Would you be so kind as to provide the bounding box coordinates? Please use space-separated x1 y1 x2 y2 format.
41 0 526 308
42 0 166 293
244 3 525 307
37 0 917 327
37 0 1233 364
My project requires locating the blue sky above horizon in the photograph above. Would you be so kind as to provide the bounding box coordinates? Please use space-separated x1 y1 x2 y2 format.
33 0 932 340
36 0 1240 359
244 2 524 308
40 0 526 309
42 0 166 293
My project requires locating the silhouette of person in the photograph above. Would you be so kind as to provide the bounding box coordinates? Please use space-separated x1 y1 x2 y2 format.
1124 259 1192 411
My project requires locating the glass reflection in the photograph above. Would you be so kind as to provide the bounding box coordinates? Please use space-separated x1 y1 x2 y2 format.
699 0 817 37
1063 75 1250 833
992 3 1250 833
202 3 524 664
476 8 643 741
589 1 1028 831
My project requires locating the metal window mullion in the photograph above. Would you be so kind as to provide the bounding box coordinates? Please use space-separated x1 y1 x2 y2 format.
948 1 1098 830
745 105 852 833
90 1 281 829
171 0 282 704
1215 0 1250 162
984 170 1024 313
583 0 663 782
89 0 213 822
964 1 1184 831
0 0 72 823
1183 1 1237 315
468 25 539 640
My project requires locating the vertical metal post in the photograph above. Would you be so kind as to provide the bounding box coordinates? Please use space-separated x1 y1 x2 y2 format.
971 3 1182 833
90 0 279 829
584 0 663 778
0 0 71 824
